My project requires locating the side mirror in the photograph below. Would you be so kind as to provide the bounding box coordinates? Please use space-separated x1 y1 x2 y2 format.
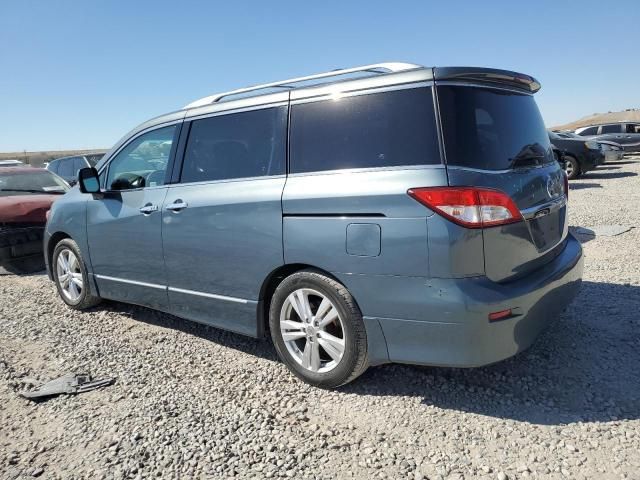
78 167 101 194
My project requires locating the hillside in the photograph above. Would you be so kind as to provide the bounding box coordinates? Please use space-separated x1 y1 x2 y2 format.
552 109 640 131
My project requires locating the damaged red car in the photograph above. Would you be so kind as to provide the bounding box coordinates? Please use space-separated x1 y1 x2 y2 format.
0 167 69 273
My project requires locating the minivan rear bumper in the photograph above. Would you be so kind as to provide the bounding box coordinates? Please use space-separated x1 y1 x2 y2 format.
348 233 583 367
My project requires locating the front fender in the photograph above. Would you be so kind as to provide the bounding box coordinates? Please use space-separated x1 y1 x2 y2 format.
44 188 91 280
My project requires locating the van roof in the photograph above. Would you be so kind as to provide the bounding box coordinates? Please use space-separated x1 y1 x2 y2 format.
183 63 541 110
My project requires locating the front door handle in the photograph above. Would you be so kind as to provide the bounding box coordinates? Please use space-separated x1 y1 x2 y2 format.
166 200 188 212
139 204 159 215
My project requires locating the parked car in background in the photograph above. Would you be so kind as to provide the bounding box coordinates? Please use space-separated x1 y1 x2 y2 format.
45 63 583 388
548 130 604 179
0 168 69 273
554 131 625 162
599 141 625 162
47 154 104 185
0 160 25 168
575 122 640 153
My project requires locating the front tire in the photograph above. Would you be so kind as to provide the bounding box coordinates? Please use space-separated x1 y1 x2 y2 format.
269 270 368 388
563 154 581 180
52 238 101 309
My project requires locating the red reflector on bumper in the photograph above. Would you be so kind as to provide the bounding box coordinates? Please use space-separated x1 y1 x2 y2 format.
488 309 512 322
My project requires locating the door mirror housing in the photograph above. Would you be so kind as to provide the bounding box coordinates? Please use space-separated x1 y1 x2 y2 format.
78 167 101 194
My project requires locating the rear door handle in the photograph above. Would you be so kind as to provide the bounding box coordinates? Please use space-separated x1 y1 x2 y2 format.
139 204 158 215
166 200 188 212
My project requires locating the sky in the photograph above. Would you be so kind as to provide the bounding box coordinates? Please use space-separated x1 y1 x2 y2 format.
0 0 638 152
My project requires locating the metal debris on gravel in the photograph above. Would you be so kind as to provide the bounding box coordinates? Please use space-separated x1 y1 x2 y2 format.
20 373 115 400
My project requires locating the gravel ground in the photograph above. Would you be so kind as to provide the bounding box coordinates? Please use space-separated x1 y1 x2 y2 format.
1 157 639 480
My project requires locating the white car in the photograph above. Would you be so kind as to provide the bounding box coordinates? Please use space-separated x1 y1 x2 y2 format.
0 160 25 168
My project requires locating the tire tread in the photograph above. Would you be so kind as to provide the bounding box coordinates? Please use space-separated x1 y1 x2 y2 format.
269 269 368 388
53 238 101 310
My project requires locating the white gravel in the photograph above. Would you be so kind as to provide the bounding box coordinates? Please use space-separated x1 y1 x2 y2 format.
1 157 639 480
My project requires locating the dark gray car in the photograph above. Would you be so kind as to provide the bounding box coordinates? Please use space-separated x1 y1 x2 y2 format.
44 63 583 388
575 122 640 153
47 154 104 185
549 131 605 179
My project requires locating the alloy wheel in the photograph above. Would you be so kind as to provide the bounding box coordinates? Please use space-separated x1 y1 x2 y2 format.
56 248 83 302
564 158 574 177
279 288 345 373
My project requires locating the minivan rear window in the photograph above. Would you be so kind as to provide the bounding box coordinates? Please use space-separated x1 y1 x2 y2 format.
438 85 552 171
290 87 441 174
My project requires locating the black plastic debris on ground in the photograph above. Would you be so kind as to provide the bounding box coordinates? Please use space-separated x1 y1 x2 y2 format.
570 225 633 239
20 374 115 400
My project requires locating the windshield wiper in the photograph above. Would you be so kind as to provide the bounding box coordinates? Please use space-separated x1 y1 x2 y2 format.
508 143 549 168
509 155 546 168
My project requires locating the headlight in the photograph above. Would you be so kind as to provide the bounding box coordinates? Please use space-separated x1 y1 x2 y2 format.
585 141 600 150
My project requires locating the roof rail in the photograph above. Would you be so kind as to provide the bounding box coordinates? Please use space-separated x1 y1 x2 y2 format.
183 62 423 109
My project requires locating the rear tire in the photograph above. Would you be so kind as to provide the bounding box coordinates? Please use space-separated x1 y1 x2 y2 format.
269 270 368 388
563 154 580 180
52 238 101 310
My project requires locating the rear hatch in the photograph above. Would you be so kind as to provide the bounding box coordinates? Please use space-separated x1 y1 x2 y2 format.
435 73 568 282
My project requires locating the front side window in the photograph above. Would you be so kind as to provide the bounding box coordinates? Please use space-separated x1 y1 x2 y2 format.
290 87 441 174
105 125 176 190
601 124 622 134
180 106 286 183
626 124 640 134
85 154 104 167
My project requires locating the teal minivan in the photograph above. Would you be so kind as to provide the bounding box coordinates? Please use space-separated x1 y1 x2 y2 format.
45 63 583 387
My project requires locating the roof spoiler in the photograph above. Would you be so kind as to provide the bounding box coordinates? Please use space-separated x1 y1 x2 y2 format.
433 67 541 93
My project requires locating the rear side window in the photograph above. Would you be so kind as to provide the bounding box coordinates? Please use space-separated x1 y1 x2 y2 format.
48 160 59 174
438 85 552 170
626 124 640 134
181 106 286 183
290 87 441 174
601 124 621 134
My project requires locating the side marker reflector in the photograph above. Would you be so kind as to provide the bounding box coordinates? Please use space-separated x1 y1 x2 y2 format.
488 309 513 322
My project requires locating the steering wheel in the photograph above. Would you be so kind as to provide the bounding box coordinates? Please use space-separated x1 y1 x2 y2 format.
110 173 145 191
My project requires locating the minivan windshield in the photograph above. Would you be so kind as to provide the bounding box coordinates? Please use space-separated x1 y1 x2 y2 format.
438 85 553 170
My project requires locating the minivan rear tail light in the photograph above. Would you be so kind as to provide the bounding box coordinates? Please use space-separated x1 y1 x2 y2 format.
407 187 522 228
